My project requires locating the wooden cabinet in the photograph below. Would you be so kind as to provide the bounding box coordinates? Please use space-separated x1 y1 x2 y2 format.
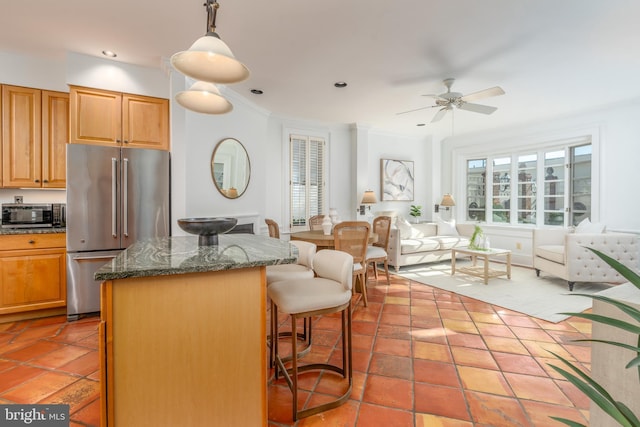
42 91 69 188
1 85 68 188
0 233 66 320
69 86 169 150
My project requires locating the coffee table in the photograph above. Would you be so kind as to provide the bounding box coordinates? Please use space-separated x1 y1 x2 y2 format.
451 247 512 284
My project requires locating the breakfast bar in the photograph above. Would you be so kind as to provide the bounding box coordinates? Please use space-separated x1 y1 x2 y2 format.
94 234 296 427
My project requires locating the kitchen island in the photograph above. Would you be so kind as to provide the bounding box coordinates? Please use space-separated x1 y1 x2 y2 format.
95 234 297 427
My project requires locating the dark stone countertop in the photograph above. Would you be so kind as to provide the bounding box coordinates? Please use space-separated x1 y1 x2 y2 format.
95 234 297 281
0 227 66 235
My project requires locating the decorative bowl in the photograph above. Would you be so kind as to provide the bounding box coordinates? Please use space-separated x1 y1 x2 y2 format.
177 217 238 246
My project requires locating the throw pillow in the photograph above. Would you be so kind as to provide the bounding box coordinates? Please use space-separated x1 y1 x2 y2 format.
437 219 459 236
575 217 606 234
396 216 413 239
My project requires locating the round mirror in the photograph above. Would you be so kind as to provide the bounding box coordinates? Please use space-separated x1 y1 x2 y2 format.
211 138 251 199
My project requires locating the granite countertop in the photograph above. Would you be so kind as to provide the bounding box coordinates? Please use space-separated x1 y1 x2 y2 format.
0 227 66 235
95 234 298 281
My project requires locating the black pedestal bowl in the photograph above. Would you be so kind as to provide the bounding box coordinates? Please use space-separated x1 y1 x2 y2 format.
177 217 238 246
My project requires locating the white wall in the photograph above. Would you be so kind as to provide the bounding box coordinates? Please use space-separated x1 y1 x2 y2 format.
364 131 433 221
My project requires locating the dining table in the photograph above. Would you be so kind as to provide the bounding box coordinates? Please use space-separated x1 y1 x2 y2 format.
289 229 378 249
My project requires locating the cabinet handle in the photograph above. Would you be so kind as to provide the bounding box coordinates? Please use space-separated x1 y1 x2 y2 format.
116 139 121 143
28 240 35 244
124 140 129 144
43 179 49 183
34 179 40 183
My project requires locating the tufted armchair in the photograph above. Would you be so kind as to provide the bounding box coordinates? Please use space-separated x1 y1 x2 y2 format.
533 228 639 291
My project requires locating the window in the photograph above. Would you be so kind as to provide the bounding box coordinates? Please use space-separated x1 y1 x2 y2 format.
289 134 326 229
466 159 486 221
464 141 592 227
491 157 511 223
516 154 537 224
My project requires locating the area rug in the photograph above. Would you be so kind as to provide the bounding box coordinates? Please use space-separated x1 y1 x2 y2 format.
397 261 630 323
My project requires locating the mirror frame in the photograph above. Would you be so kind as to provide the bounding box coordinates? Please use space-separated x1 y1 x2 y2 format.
211 138 251 199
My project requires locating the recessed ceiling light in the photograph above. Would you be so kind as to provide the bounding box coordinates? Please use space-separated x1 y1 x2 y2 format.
334 82 347 88
102 50 117 58
250 89 263 95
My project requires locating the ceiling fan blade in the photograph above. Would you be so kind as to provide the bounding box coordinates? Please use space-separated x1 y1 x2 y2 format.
396 105 438 115
458 102 498 115
422 94 448 102
431 107 449 122
460 86 505 102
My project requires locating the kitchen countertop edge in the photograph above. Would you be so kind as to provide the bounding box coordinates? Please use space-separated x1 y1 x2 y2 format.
0 227 66 235
95 234 298 281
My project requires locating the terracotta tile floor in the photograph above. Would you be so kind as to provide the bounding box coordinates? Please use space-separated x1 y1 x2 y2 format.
0 271 592 426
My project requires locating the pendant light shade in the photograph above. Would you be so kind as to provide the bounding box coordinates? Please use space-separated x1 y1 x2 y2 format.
171 0 250 84
175 81 233 114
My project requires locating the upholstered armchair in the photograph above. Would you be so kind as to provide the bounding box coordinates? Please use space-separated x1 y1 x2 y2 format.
533 228 639 291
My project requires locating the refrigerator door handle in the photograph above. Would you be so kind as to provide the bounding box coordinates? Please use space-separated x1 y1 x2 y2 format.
112 157 118 238
123 157 129 237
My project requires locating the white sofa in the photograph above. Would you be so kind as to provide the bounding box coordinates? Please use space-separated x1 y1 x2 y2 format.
387 221 475 271
533 228 639 291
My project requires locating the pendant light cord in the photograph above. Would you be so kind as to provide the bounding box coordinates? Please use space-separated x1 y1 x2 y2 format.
206 0 220 34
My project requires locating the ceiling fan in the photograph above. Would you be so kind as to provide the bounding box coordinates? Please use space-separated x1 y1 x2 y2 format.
398 78 505 123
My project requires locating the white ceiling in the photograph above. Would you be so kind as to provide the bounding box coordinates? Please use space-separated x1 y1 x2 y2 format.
2 0 640 137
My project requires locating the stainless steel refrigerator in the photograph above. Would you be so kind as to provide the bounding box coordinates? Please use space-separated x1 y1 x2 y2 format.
66 144 170 320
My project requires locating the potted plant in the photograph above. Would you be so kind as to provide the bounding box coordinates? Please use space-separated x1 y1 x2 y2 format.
550 248 640 427
409 205 422 223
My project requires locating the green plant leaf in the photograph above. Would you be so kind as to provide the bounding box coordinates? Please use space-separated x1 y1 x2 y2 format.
548 352 639 427
586 247 640 290
549 416 586 427
558 312 640 335
572 338 639 354
566 293 640 321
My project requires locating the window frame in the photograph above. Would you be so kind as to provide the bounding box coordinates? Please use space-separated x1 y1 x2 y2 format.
287 133 328 231
454 131 599 228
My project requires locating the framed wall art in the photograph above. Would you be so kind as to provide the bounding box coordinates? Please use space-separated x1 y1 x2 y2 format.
381 159 414 201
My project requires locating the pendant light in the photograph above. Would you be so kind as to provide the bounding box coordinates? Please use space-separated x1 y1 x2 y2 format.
171 0 250 84
175 81 233 114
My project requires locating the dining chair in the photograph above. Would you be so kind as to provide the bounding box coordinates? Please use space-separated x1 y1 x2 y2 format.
268 249 353 420
308 215 325 231
265 218 280 238
365 215 392 285
333 221 370 307
266 240 317 365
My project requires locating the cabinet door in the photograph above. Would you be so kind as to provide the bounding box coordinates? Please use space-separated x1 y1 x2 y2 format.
69 86 122 146
42 91 69 188
0 248 66 314
2 85 42 187
122 94 169 150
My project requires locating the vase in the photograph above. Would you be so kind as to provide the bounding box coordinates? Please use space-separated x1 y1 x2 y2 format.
329 208 339 225
322 215 333 235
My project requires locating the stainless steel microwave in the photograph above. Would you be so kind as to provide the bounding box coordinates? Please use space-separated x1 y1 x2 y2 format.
1 203 66 229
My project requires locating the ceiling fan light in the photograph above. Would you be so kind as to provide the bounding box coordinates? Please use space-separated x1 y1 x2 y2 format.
175 81 233 114
171 34 250 84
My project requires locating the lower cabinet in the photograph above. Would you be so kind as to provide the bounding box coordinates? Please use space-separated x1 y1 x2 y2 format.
0 233 66 320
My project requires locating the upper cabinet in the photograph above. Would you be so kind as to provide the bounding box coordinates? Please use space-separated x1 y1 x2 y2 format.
69 86 169 151
1 85 68 188
42 91 69 188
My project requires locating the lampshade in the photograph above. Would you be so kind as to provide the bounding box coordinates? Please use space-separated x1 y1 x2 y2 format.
440 194 456 207
175 81 233 114
171 0 250 84
361 190 377 204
